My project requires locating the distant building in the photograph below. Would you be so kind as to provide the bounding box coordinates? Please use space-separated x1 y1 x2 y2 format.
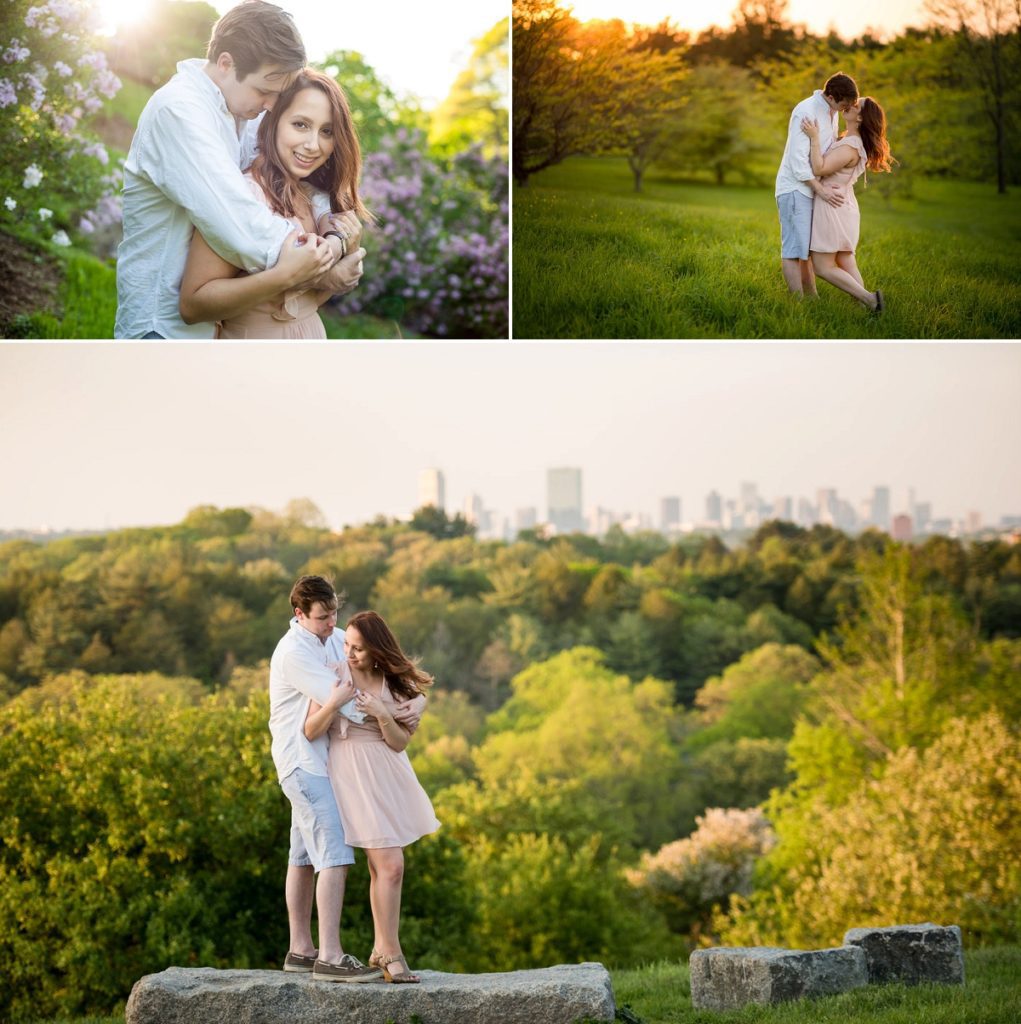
418 468 445 511
966 510 983 534
816 488 838 526
740 481 759 515
706 489 722 525
515 507 537 534
891 514 913 542
914 501 932 533
796 497 816 527
772 496 793 522
587 506 616 537
660 496 681 531
547 467 583 534
871 485 891 531
463 493 484 526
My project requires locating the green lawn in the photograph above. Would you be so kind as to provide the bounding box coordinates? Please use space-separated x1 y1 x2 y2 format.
28 947 1021 1024
611 946 1021 1024
512 157 1021 339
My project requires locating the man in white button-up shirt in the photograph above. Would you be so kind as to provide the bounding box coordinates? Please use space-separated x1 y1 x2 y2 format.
269 574 425 979
774 73 859 297
115 1 341 339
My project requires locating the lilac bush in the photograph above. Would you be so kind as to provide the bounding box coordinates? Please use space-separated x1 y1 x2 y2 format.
337 127 509 339
0 0 123 249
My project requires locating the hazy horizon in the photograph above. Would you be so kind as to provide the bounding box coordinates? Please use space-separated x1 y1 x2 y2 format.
1 343 1019 534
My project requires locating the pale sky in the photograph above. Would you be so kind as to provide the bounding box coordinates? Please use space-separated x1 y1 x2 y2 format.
567 0 929 42
1 343 1019 533
96 0 509 107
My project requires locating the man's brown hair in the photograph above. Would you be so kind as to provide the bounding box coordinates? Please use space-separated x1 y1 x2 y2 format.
207 0 306 80
289 574 338 616
823 72 859 105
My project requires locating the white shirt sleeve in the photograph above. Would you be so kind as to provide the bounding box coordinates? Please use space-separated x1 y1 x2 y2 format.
281 646 340 707
134 100 292 272
788 111 814 183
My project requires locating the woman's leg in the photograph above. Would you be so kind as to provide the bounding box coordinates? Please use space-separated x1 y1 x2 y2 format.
835 251 865 288
366 846 416 978
811 251 878 308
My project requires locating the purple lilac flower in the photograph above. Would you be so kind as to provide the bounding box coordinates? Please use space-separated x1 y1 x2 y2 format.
4 41 31 63
0 78 16 108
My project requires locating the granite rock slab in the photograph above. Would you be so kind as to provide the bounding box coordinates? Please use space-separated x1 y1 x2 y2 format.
843 923 965 986
689 945 868 1011
125 962 615 1024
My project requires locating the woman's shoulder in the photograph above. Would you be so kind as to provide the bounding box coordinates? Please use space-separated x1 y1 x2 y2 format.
242 171 272 206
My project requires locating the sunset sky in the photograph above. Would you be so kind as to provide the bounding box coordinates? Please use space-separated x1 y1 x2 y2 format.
566 0 929 41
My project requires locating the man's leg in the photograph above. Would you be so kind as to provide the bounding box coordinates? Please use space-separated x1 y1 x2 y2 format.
286 864 316 957
781 258 805 294
316 865 349 963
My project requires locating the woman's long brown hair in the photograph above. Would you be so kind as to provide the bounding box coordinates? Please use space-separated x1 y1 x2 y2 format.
250 67 369 221
858 96 894 173
346 611 434 703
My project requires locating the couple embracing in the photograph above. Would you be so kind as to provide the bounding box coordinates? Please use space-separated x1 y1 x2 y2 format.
269 575 439 983
115 1 367 339
775 72 894 312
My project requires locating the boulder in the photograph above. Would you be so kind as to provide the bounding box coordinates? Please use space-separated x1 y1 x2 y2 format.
125 962 615 1024
689 945 868 1011
843 923 965 986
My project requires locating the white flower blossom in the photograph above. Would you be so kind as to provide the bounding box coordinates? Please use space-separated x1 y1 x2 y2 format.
51 229 71 247
38 207 52 221
23 163 43 188
4 197 16 212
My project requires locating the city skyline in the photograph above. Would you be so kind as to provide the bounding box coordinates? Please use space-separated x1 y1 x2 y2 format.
1 343 1019 534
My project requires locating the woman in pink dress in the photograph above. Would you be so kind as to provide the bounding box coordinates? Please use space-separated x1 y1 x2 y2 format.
304 611 438 984
801 97 894 313
178 68 368 338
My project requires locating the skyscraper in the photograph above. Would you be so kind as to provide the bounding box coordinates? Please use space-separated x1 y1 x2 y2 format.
705 489 722 525
871 485 891 530
660 496 681 531
418 468 445 511
547 467 583 534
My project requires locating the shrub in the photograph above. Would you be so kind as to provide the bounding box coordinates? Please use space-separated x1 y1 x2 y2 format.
0 1 123 249
337 128 508 338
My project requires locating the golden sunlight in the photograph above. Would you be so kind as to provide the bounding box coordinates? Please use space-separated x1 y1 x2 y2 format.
93 0 154 36
565 0 738 34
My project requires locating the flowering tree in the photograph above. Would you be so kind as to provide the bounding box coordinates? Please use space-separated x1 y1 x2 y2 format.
337 128 508 338
627 807 777 943
0 0 123 249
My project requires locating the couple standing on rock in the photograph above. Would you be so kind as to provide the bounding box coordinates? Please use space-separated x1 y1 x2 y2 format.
268 574 439 983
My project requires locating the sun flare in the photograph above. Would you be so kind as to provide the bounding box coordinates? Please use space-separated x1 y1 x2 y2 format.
94 0 154 36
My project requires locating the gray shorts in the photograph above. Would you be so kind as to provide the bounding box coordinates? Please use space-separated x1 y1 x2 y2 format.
280 767 354 871
777 191 813 260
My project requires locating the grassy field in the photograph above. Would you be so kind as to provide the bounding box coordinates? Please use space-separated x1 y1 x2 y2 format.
27 947 1021 1024
512 157 1021 339
611 946 1021 1024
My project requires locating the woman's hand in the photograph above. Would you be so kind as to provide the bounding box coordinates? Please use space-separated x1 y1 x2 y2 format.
277 228 334 289
355 688 388 720
800 116 819 138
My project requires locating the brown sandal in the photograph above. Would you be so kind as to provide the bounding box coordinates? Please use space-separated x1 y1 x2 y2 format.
376 951 420 984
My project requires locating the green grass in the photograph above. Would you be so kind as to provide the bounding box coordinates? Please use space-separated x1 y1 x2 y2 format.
512 157 1021 339
8 248 118 339
1 241 423 339
611 946 1021 1024
27 947 1021 1024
